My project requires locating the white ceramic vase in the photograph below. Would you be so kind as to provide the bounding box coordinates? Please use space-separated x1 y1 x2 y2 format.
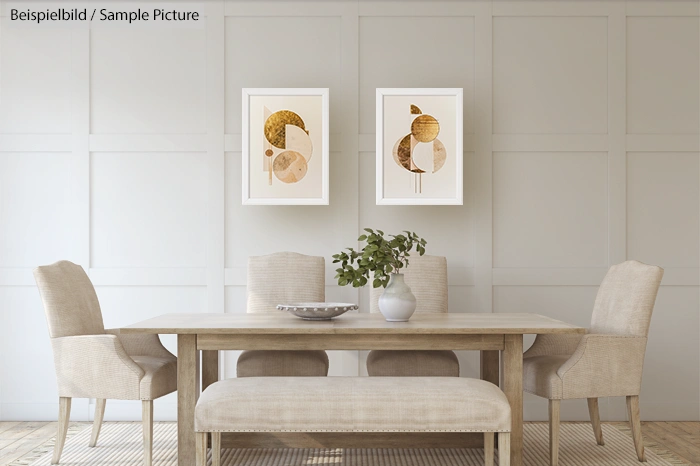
378 273 416 322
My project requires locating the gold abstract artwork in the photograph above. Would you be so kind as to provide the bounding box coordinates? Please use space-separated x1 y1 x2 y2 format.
392 105 447 193
264 110 306 148
262 107 313 185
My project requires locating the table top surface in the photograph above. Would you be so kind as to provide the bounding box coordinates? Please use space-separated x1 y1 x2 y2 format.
121 312 585 335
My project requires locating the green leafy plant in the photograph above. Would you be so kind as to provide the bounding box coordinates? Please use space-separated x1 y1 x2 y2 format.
332 229 427 288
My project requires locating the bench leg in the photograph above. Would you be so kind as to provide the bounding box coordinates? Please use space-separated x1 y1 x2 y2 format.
212 432 221 466
484 432 494 466
499 433 510 466
196 432 208 466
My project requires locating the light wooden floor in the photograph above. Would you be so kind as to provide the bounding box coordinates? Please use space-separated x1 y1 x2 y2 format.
0 421 698 465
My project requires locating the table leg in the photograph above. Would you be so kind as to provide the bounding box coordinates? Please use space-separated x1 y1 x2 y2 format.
503 334 523 466
177 334 199 466
480 350 500 386
202 350 219 391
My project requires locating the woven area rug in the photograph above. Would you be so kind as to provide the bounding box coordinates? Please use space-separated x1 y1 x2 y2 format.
10 422 688 466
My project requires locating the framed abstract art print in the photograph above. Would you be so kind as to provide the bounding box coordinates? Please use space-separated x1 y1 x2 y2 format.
376 88 463 205
242 88 329 205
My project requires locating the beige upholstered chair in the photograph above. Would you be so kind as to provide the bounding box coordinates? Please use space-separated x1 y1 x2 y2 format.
367 255 459 377
34 261 176 465
523 260 663 466
236 252 329 377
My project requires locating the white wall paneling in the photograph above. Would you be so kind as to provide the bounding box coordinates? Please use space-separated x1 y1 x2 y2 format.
0 0 698 422
0 28 72 134
493 151 609 268
90 28 207 134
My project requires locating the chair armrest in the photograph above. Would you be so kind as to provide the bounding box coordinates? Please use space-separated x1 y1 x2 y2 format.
51 334 144 400
557 334 648 398
524 333 585 358
106 329 176 360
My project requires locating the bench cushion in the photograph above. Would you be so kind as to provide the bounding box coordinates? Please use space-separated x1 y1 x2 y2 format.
195 377 510 433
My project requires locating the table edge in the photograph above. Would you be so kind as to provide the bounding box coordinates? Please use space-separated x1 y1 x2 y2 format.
120 327 586 335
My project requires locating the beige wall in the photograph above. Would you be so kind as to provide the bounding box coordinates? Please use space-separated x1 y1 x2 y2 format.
0 0 698 422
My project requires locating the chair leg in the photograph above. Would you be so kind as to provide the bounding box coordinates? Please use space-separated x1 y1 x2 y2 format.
498 432 510 466
196 432 208 466
484 432 494 466
549 399 560 466
587 397 604 446
212 432 222 466
142 400 153 466
89 399 106 447
627 395 646 462
52 397 71 464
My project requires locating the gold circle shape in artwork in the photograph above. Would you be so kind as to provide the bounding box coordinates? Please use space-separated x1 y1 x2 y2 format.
411 115 440 143
265 149 274 157
273 150 308 183
264 110 306 149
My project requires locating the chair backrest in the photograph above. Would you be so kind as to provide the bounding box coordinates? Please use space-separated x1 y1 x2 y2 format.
33 261 105 338
370 255 448 314
590 260 664 337
247 252 325 313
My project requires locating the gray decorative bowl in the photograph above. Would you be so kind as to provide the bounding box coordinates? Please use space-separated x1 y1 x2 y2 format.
277 302 358 320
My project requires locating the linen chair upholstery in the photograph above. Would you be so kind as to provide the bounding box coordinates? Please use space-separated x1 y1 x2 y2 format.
522 260 663 465
34 260 105 338
367 255 459 377
34 260 176 465
523 260 663 400
237 252 329 377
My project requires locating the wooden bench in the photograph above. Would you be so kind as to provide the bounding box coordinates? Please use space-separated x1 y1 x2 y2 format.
195 377 511 466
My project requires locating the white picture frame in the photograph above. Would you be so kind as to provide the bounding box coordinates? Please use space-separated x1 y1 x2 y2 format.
242 88 329 205
376 88 463 205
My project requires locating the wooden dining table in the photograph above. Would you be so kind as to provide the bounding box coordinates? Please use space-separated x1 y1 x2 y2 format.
122 312 585 466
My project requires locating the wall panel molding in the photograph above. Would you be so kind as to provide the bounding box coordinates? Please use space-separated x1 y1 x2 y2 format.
493 1 615 16
89 134 207 152
608 1 627 265
471 1 494 314
627 134 700 152
225 1 348 16
70 26 91 276
359 1 479 16
224 266 475 287
493 267 698 287
626 1 700 16
0 269 35 287
88 268 208 286
492 134 608 152
205 1 226 312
